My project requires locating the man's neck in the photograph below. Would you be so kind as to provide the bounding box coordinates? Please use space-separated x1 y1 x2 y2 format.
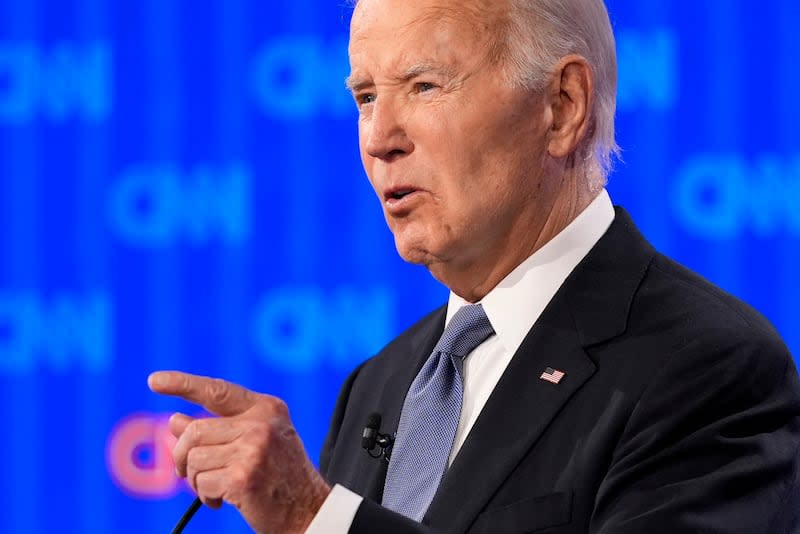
432 177 599 303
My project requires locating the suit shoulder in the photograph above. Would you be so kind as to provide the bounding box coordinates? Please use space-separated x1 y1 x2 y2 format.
636 253 787 348
617 253 794 394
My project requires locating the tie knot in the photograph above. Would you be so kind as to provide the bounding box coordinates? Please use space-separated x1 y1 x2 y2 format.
434 303 495 358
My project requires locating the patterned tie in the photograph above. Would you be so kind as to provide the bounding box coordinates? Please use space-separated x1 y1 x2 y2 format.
382 303 495 521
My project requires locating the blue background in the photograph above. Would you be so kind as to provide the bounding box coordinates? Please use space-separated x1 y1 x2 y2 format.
1 1 798 532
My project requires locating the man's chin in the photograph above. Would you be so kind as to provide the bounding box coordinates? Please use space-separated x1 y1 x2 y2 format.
395 244 430 266
393 237 437 267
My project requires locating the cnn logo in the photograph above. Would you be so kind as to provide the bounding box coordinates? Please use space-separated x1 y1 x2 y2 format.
105 413 185 499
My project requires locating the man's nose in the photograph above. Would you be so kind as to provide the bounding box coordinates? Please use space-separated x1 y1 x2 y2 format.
363 98 414 161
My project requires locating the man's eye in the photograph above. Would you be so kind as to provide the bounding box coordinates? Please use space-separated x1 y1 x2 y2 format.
358 94 376 106
415 82 437 93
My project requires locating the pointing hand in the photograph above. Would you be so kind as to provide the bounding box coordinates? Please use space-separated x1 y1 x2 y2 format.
148 371 330 534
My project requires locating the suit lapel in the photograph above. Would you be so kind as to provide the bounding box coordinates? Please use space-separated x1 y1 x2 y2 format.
423 296 595 531
423 208 655 531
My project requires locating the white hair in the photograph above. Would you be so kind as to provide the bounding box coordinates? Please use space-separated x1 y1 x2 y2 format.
501 0 619 184
347 0 620 183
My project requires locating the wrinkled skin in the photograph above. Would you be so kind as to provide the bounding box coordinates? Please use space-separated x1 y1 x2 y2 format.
147 0 597 531
148 371 330 534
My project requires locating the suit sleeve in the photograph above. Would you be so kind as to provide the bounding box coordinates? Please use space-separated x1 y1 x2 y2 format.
349 499 440 534
320 360 366 479
590 327 800 533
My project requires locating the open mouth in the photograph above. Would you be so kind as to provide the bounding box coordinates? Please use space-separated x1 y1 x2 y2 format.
389 189 415 200
384 187 422 210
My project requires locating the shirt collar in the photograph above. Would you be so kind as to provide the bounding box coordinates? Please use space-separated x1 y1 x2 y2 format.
446 189 615 356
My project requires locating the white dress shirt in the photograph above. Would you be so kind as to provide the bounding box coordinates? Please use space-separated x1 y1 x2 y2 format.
305 190 615 533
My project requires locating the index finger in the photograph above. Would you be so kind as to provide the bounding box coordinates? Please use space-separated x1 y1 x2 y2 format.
148 371 256 416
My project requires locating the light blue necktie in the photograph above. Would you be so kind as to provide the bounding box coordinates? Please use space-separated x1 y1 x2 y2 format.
382 303 495 521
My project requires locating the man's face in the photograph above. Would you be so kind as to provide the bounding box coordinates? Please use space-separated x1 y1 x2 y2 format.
348 0 554 280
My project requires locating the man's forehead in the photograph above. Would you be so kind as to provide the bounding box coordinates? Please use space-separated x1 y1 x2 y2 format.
347 31 480 93
347 0 506 76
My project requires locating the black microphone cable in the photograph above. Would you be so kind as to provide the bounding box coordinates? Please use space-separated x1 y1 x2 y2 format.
170 497 202 534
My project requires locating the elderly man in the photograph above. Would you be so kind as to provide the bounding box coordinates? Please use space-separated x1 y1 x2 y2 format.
149 0 800 532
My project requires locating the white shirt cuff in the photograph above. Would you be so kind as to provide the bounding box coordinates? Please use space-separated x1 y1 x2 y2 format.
304 483 364 534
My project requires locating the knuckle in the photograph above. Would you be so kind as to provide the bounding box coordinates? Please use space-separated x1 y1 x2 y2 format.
187 420 204 442
270 397 289 417
255 396 290 424
243 440 267 467
207 379 230 404
177 373 192 393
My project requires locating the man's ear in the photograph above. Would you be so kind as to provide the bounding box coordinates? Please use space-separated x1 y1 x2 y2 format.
546 54 594 160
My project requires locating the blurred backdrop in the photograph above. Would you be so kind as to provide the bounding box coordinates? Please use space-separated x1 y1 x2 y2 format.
0 0 798 532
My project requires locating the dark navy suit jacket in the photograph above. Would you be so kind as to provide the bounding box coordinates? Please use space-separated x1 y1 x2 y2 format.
320 208 800 533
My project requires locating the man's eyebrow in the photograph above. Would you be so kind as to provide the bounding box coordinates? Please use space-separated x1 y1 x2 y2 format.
345 63 454 93
400 63 453 80
344 75 372 94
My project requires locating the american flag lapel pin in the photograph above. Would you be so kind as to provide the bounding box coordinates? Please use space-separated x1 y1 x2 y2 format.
540 367 566 384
